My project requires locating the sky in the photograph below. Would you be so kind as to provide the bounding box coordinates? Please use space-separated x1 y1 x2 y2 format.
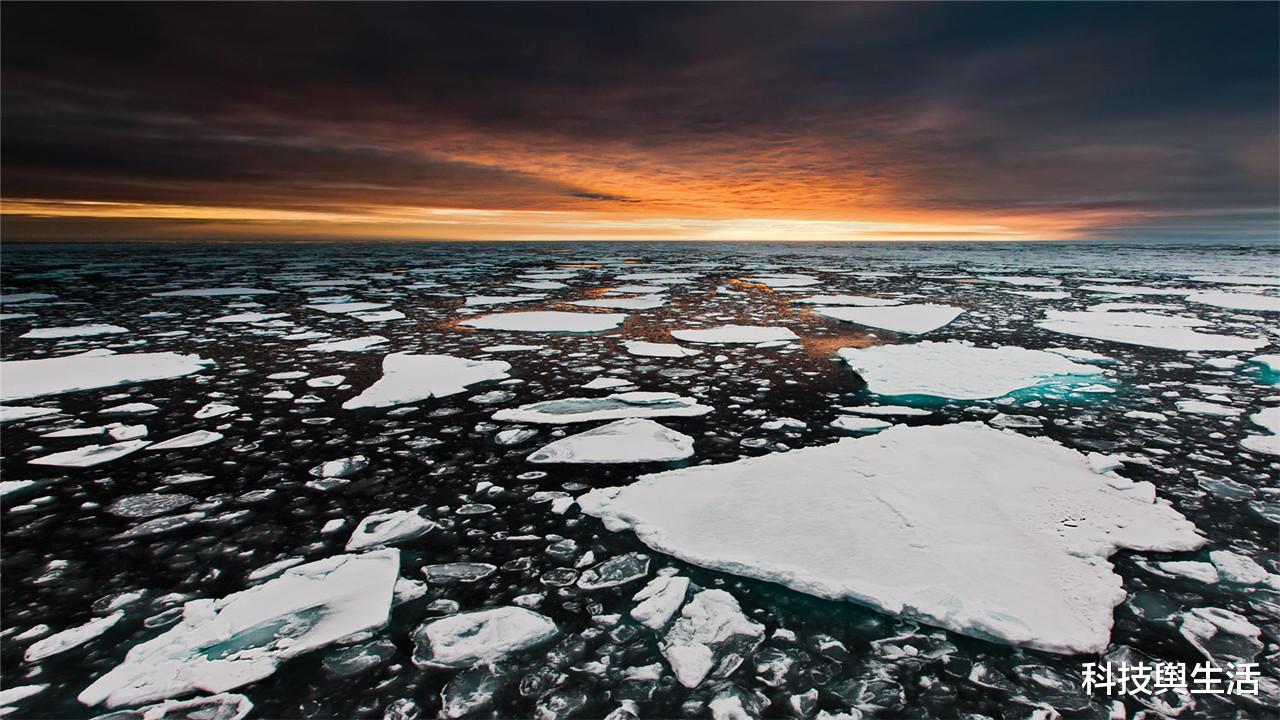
2 2 1277 243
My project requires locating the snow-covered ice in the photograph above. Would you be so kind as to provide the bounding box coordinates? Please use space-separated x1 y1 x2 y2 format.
79 549 400 708
410 607 558 669
29 440 151 468
0 351 213 401
671 325 798 344
624 340 701 358
460 311 626 333
580 423 1203 654
20 324 129 339
837 342 1102 400
494 392 712 424
812 304 964 335
342 353 511 409
527 418 694 463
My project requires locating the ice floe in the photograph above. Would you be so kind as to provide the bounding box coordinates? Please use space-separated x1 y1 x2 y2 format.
829 416 892 433
660 589 764 687
630 575 690 629
837 341 1102 400
527 418 694 463
580 423 1203 654
0 405 60 422
1240 406 1280 455
342 353 511 410
1186 291 1280 312
623 340 701 358
464 294 546 306
1036 310 1267 352
410 607 558 669
812 304 964 335
573 295 666 310
300 336 389 352
346 508 434 550
147 430 224 451
493 392 712 424
793 294 901 306
460 311 626 333
0 351 213 401
24 611 125 662
29 440 152 468
671 325 798 344
150 287 278 297
20 324 129 339
79 549 400 708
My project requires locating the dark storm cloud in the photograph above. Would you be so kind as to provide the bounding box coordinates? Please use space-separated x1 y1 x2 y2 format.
2 2 1276 238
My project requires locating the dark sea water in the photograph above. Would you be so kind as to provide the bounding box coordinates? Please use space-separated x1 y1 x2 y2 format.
0 241 1276 719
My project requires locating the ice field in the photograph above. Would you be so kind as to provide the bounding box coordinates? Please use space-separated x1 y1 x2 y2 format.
0 241 1277 719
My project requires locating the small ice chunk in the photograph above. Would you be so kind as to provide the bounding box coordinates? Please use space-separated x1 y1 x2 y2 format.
578 552 650 590
838 405 932 417
194 402 238 419
527 419 694 463
1209 550 1270 585
1154 561 1220 584
1178 607 1263 666
305 302 390 314
343 353 511 410
410 607 558 668
151 287 277 297
423 563 497 584
346 508 434 550
630 575 690 629
792 294 901 306
582 377 634 390
574 295 666 310
301 336 388 352
464 294 546 306
0 405 60 423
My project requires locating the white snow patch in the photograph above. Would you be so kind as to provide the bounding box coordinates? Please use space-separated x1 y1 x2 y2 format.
0 352 212 401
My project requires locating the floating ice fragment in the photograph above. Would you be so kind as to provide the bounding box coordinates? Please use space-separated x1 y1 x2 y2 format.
78 549 400 708
671 325 798 344
150 287 277 297
147 430 223 451
838 342 1102 400
1 351 213 401
493 392 712 424
343 353 511 410
1037 311 1267 352
194 402 238 419
0 405 60 422
423 562 497 584
21 324 129 339
464 294 546 306
305 302 390 314
410 607 558 668
838 405 931 417
1240 406 1280 455
1178 607 1263 666
1186 291 1280 312
630 575 690 629
813 304 964 335
623 340 701 358
830 416 892 433
1209 550 1270 585
661 590 764 688
460 311 626 333
580 423 1203 654
300 336 388 352
1189 274 1280 286
527 419 694 463
346 508 434 550
792 295 901 306
29 440 151 468
573 295 666 310
578 552 650 590
107 493 197 518
25 611 124 662
210 312 288 323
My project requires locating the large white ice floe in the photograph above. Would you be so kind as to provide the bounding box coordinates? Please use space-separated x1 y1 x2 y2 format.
343 353 511 410
78 549 400 708
527 419 694 463
493 392 712 424
579 423 1203 655
1189 274 1280 286
1186 291 1280 312
670 325 798 344
812 304 964 335
0 351 213 401
660 589 764 687
837 341 1103 400
346 508 435 550
460 311 626 333
410 607 558 669
463 294 546 307
1036 310 1267 352
623 340 701 358
150 287 277 297
20 324 130 339
25 611 125 662
0 405 61 422
29 440 152 468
